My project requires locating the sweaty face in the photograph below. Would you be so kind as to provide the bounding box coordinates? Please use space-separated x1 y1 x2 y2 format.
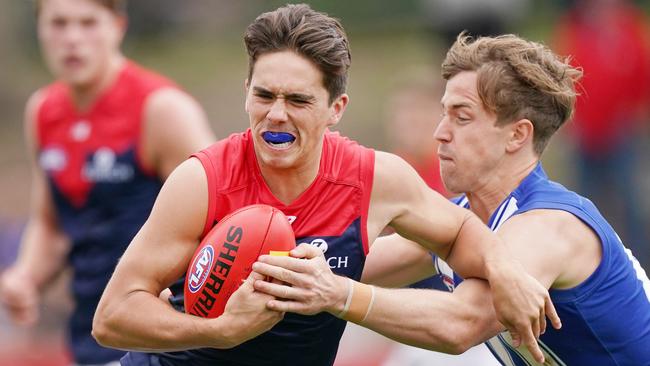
245 50 347 172
435 71 509 194
38 0 124 87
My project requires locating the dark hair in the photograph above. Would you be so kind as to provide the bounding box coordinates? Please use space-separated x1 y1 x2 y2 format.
442 33 583 155
244 3 351 104
36 0 127 16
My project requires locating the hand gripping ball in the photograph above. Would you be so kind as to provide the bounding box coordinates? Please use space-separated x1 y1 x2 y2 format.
184 204 295 318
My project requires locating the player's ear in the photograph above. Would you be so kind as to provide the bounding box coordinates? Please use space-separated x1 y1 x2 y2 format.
327 93 349 127
506 118 534 153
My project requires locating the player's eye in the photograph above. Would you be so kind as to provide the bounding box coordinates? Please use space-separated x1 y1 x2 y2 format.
81 18 97 28
289 98 310 106
254 92 274 100
51 17 67 29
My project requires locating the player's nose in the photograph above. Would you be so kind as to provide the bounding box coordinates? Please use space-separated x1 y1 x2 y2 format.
434 115 452 143
267 99 288 123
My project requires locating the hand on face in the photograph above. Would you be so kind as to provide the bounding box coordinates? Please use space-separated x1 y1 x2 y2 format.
0 266 40 326
488 259 561 364
219 271 284 347
252 243 348 316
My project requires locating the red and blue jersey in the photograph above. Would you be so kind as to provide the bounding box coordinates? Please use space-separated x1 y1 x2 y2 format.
123 129 375 366
36 61 173 364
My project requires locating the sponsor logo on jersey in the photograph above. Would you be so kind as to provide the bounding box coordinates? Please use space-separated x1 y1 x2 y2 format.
309 238 328 253
39 146 67 172
188 245 215 294
306 238 349 269
83 147 134 183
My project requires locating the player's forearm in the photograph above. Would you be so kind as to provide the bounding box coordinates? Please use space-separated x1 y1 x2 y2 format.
93 290 238 352
14 218 69 288
348 281 501 354
362 234 436 287
444 212 510 281
351 286 488 353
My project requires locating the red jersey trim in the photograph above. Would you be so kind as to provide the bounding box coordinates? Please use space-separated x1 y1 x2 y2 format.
191 151 218 238
360 148 375 256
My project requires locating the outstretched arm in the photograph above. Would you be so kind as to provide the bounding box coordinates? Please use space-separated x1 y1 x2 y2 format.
93 158 282 351
254 244 501 354
264 152 560 363
256 205 593 363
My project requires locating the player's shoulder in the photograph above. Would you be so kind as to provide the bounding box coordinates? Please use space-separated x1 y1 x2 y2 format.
201 131 250 156
25 83 66 136
321 130 374 182
373 151 416 178
122 60 177 91
515 167 587 212
25 87 49 118
370 150 427 202
324 130 372 156
30 80 67 109
192 131 253 188
144 86 203 123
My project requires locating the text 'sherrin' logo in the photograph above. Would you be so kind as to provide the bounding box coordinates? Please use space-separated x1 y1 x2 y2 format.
83 147 134 183
190 226 243 317
188 245 215 294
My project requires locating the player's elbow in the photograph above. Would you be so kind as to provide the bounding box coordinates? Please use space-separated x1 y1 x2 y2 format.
446 334 475 355
92 310 110 346
430 329 474 355
92 320 109 347
92 302 121 348
425 316 484 355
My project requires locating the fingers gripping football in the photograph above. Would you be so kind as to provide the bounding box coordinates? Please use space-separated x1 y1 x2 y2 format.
252 243 348 315
220 271 285 347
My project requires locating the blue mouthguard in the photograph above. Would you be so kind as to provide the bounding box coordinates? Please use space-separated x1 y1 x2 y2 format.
262 131 296 144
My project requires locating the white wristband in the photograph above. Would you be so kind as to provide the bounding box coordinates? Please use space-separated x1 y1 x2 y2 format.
361 285 376 322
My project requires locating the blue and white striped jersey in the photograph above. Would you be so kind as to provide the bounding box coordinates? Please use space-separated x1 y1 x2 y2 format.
449 163 650 366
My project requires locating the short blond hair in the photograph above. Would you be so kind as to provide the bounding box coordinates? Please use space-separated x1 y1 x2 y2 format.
442 33 582 155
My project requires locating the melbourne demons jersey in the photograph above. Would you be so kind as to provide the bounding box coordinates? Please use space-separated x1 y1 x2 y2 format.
36 61 173 364
447 164 650 365
122 129 375 366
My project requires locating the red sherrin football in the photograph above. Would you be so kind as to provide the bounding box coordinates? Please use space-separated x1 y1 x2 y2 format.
184 204 295 318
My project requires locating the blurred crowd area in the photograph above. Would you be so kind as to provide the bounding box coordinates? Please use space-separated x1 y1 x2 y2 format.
1 0 649 365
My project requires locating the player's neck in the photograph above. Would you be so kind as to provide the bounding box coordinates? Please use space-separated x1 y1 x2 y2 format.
258 153 322 206
69 56 125 112
466 157 538 223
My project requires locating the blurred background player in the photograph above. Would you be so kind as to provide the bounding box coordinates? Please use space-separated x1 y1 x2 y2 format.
554 0 650 268
419 0 531 47
0 0 214 365
384 72 447 196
